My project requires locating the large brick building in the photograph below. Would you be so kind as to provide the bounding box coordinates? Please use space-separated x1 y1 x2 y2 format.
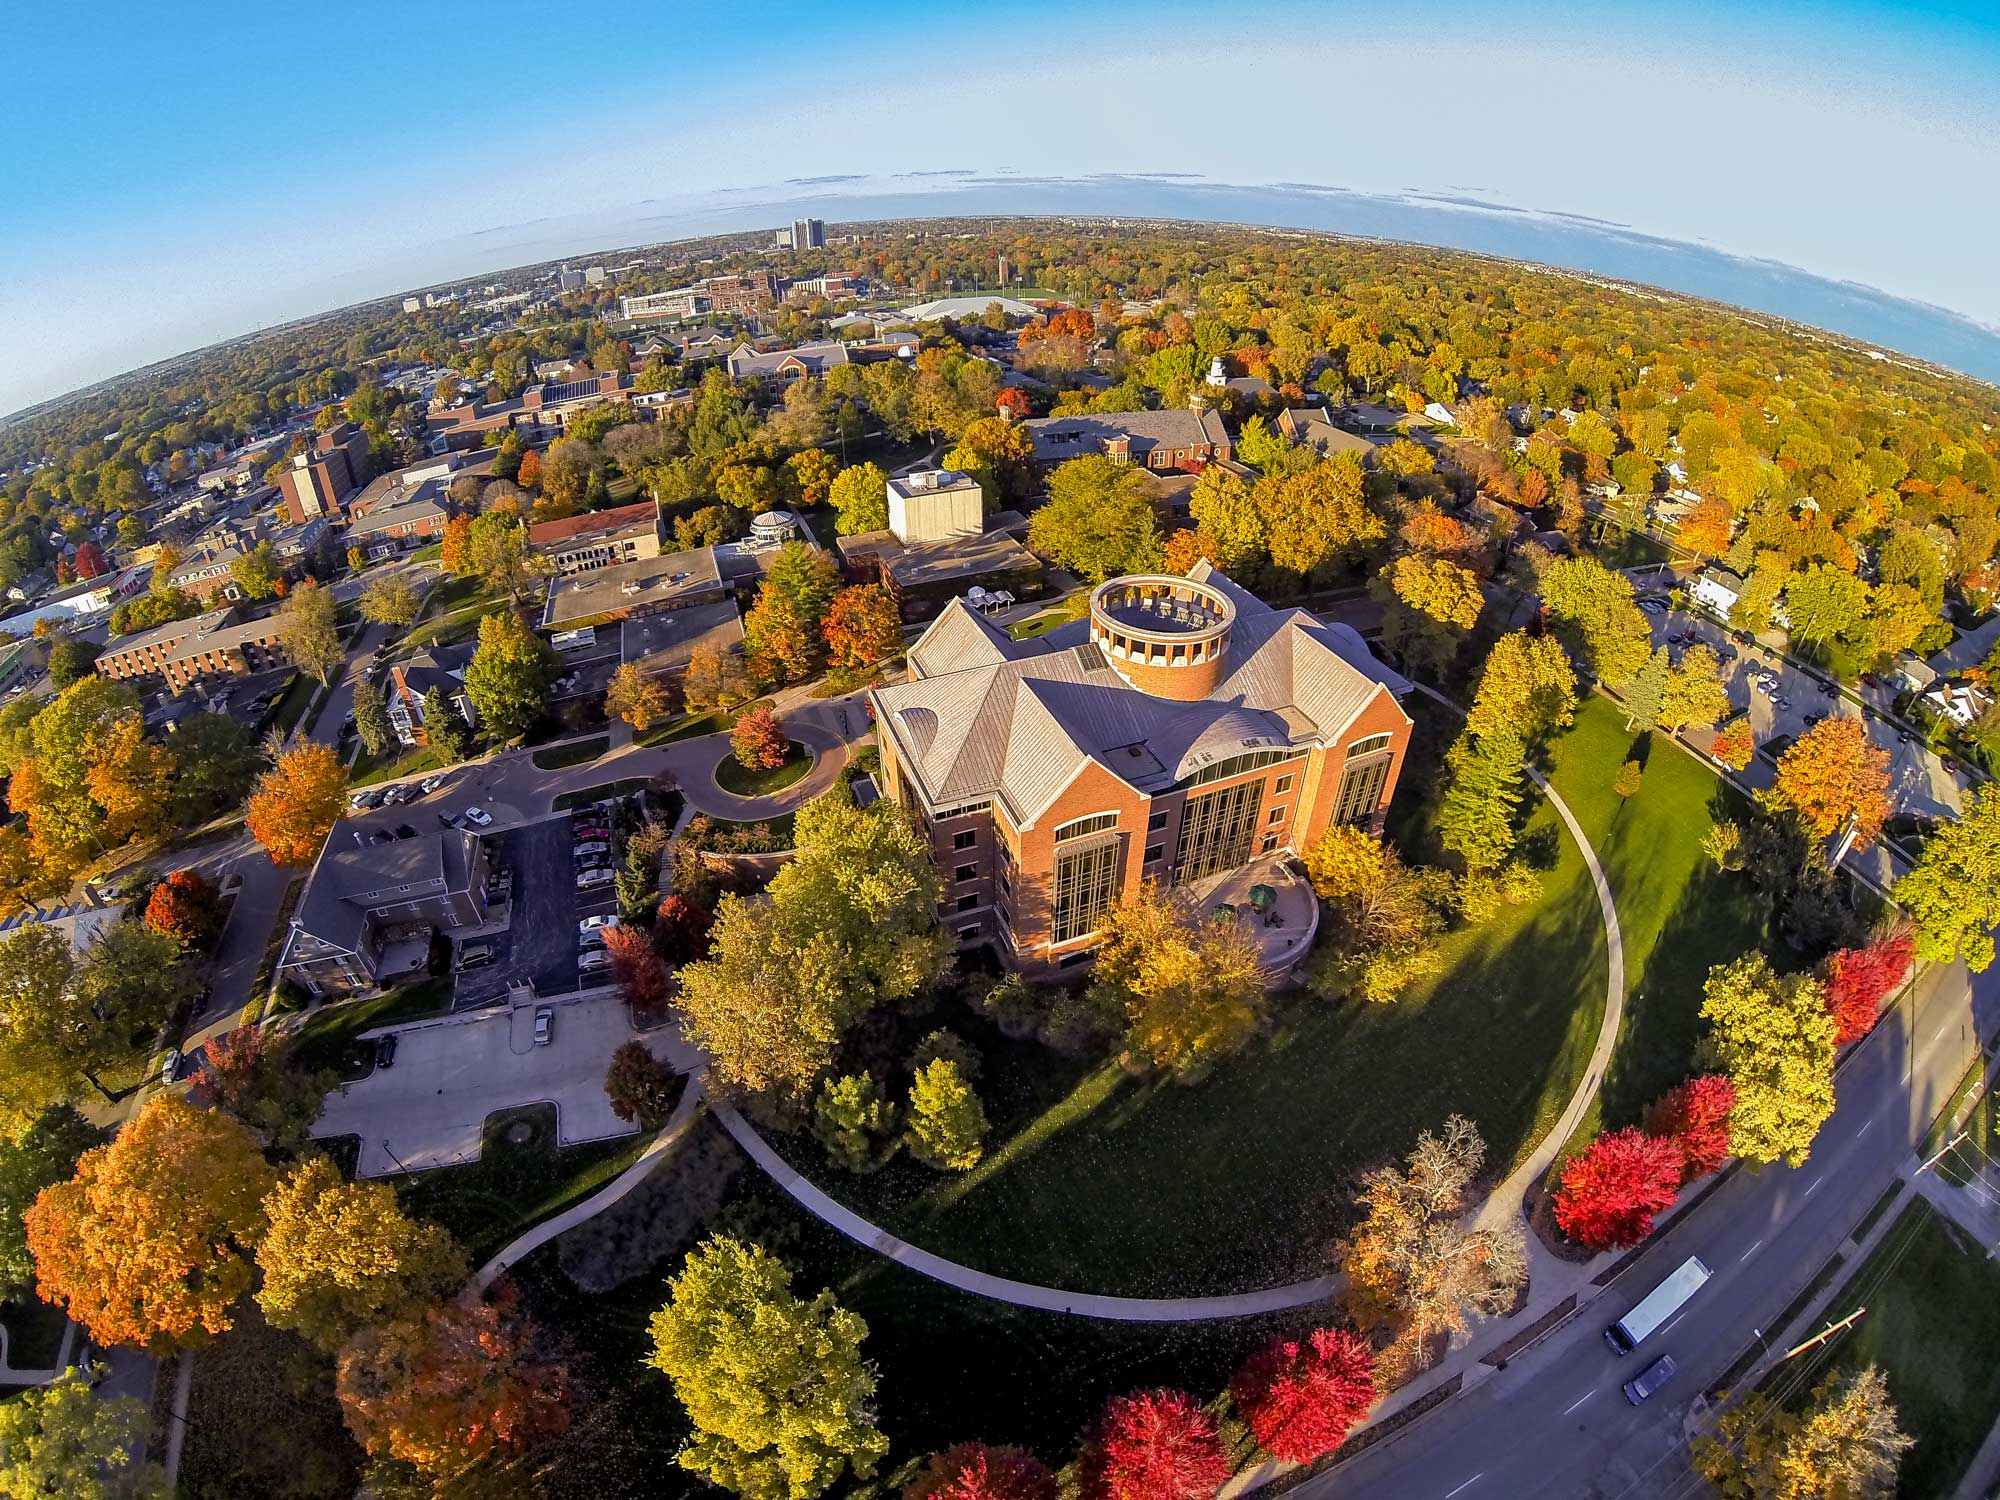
1018 407 1233 475
96 607 288 693
528 500 663 575
869 564 1412 976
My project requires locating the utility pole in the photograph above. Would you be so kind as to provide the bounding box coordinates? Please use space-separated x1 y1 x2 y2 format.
1783 1307 1865 1361
1917 1130 1969 1176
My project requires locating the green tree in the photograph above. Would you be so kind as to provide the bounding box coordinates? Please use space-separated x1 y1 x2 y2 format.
165 712 256 827
44 637 101 688
463 610 555 742
828 461 890 535
1538 555 1652 689
0 1105 99 1298
904 1058 988 1171
1186 464 1267 569
648 1237 888 1499
1438 729 1526 872
1698 952 1836 1166
421 687 472 762
1894 784 2000 971
1026 455 1161 581
228 541 280 601
813 1073 898 1173
1785 564 1871 650
466 512 550 601
351 678 392 759
274 578 344 686
358 573 422 626
1619 647 1671 732
0 1365 167 1499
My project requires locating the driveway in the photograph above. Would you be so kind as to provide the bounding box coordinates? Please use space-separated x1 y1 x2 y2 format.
310 993 663 1177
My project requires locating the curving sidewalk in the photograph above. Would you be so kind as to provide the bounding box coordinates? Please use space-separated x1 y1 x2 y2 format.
474 1074 707 1292
716 685 1627 1321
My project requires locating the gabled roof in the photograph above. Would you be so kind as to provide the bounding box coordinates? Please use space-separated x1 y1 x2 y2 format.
1019 407 1230 465
875 564 1410 826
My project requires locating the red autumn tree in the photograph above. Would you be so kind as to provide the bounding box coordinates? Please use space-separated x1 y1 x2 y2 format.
730 705 789 771
72 541 108 579
905 1442 1057 1500
1229 1326 1376 1463
1710 719 1755 772
994 387 1032 420
603 1040 678 1128
1552 1127 1685 1251
335 1287 570 1478
602 925 669 1014
144 869 225 949
1084 1389 1228 1500
1822 929 1914 1045
1644 1074 1737 1182
653 893 714 966
822 585 902 674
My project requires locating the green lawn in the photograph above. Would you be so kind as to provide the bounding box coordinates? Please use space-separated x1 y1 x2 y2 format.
713 746 812 797
637 700 770 747
395 1105 653 1264
292 979 451 1080
532 736 610 770
1543 696 1772 1159
1772 1200 2000 1498
349 741 447 787
770 698 1611 1298
260 673 314 738
173 1303 360 1500
1927 1042 2000 1188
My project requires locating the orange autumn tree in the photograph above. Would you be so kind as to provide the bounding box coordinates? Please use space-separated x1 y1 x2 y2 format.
144 868 224 949
822 585 901 674
1678 497 1735 559
247 742 349 865
336 1289 571 1479
730 706 789 772
440 513 475 576
1771 717 1890 846
23 1093 274 1349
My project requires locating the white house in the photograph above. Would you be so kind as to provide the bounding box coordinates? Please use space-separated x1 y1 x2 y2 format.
1924 679 1993 728
1689 568 1746 621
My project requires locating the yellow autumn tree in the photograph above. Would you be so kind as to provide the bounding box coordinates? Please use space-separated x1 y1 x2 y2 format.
1388 555 1483 629
1464 631 1578 746
246 742 349 865
1771 716 1890 846
1088 882 1264 1079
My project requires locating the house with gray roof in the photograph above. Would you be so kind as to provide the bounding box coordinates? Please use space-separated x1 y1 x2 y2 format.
869 563 1413 976
277 825 489 997
1018 407 1233 475
725 341 851 384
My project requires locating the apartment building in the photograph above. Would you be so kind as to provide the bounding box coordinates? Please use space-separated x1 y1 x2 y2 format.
96 607 288 693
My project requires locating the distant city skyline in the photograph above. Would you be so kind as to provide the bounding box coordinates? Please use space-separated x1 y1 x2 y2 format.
4 0 1998 418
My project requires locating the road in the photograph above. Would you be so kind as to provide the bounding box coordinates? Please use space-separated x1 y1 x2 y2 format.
1305 957 1997 1500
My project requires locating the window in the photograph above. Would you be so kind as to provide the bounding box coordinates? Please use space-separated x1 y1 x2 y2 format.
1145 844 1163 864
957 924 981 941
1148 810 1167 831
955 894 979 912
1057 950 1095 970
1274 774 1294 795
1268 807 1286 826
954 864 977 883
1174 779 1262 883
1334 753 1393 826
1181 748 1291 788
1054 811 1118 842
952 830 977 850
1051 837 1120 944
1346 732 1394 760
1261 834 1279 853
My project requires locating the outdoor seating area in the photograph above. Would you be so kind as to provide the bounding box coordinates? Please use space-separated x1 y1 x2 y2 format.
1187 853 1319 977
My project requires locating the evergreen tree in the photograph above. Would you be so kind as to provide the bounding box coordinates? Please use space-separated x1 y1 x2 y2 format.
1620 647 1671 732
420 687 471 762
351 678 392 759
905 1058 988 1171
1437 729 1525 872
813 1073 898 1173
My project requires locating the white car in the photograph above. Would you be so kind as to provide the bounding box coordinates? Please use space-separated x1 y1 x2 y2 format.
462 806 493 828
158 1048 181 1084
576 867 614 891
574 841 610 858
579 929 607 951
419 774 449 794
578 914 620 934
579 948 613 971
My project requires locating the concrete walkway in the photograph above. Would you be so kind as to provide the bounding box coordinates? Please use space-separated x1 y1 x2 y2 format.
474 1072 707 1291
713 682 1629 1323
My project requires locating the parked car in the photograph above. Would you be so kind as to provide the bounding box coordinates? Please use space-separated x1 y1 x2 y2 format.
462 806 493 828
574 841 610 859
572 819 610 837
579 948 613 971
579 928 607 951
419 774 449 794
350 788 385 810
577 868 615 891
457 941 496 971
1623 1354 1678 1405
375 1035 397 1069
533 1007 553 1046
578 914 620 934
1638 598 1666 614
158 1048 181 1084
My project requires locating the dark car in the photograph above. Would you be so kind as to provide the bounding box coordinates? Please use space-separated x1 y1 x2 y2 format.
394 823 418 839
375 1035 397 1069
1623 1354 1677 1405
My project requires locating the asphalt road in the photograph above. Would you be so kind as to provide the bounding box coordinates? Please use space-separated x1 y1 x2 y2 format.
1307 957 1998 1500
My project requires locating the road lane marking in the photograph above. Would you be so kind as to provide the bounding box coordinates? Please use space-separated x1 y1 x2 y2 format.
1804 1177 1823 1198
1740 1239 1764 1262
1445 1476 1483 1498
1564 1391 1595 1415
1660 1311 1688 1339
1858 1119 1875 1138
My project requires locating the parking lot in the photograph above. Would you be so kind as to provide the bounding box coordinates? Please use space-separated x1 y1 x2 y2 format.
454 815 615 1007
309 993 683 1177
1646 601 1968 827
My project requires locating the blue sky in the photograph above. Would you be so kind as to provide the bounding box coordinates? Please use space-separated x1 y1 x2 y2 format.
3 0 1998 418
